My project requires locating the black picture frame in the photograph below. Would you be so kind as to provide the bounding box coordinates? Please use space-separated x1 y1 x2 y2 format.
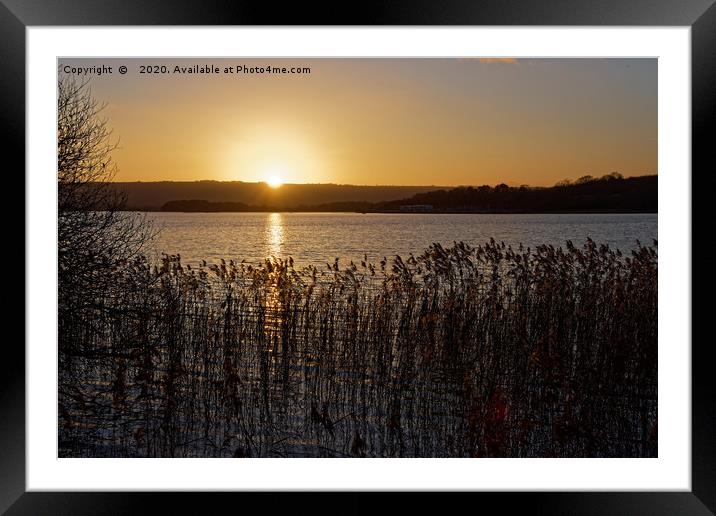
4 1 713 514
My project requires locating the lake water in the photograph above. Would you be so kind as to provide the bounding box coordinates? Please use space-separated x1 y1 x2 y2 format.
145 212 657 267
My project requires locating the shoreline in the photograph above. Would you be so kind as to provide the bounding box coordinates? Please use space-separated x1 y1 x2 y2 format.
125 209 658 214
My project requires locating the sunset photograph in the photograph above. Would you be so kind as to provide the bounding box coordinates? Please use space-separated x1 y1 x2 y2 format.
57 57 657 458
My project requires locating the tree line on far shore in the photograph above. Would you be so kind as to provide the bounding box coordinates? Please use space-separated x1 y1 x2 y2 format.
159 173 657 213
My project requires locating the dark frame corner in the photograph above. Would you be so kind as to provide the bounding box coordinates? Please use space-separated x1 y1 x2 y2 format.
5 0 714 514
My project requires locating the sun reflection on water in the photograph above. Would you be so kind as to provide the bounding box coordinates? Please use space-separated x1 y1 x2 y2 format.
265 213 284 355
267 212 283 259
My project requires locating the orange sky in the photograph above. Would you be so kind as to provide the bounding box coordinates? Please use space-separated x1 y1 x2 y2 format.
60 58 657 187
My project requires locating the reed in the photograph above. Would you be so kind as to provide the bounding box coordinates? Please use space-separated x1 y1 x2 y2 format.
58 239 657 458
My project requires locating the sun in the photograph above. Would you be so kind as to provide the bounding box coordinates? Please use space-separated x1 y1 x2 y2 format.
267 175 283 189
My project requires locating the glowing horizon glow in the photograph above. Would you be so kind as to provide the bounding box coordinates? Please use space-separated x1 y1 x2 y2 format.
267 175 284 188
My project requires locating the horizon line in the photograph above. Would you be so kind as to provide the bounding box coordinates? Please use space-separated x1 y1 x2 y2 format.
107 172 657 189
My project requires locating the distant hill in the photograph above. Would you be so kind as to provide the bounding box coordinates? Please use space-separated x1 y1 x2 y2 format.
156 174 657 214
374 174 657 213
112 181 445 211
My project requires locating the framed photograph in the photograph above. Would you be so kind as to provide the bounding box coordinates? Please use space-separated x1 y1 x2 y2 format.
7 0 713 513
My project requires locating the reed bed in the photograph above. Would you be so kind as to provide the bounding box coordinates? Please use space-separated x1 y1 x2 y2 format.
58 239 657 458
